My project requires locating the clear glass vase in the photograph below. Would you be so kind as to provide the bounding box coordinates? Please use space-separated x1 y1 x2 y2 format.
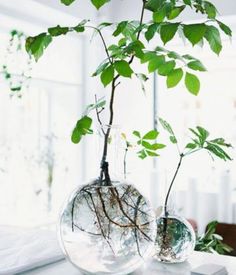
58 125 157 274
155 212 196 263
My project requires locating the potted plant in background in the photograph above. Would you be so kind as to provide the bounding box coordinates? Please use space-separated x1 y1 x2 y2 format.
25 0 232 273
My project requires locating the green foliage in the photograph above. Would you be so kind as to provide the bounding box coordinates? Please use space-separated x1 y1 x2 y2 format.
187 60 207 72
3 30 32 97
185 72 200 95
195 221 234 255
204 1 217 19
145 0 162 12
204 25 222 55
91 0 110 9
135 73 148 93
158 60 176 76
168 6 185 20
24 0 233 149
48 25 69 36
25 33 52 61
85 97 106 114
160 23 179 45
187 126 232 161
217 20 232 37
60 0 76 5
101 65 114 86
145 23 159 41
25 20 88 61
159 118 177 144
167 68 183 88
114 60 133 77
71 116 93 144
133 130 165 159
159 118 232 161
183 24 206 46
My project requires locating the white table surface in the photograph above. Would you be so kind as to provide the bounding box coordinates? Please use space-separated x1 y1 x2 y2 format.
21 251 236 275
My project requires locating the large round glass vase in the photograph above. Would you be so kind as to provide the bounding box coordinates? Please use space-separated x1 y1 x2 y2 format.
59 179 156 274
155 214 196 263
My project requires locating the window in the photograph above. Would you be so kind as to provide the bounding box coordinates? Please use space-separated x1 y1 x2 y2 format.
0 7 86 227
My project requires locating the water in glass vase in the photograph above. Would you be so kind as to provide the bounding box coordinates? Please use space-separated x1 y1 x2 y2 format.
155 214 196 263
59 180 156 274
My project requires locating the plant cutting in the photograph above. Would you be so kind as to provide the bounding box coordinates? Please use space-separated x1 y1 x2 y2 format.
25 0 232 273
155 118 232 263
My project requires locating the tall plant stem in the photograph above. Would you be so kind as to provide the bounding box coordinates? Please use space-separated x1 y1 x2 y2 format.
164 153 184 217
99 0 147 184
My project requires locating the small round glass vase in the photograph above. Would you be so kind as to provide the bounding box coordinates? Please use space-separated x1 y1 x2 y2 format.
155 212 196 263
58 179 157 274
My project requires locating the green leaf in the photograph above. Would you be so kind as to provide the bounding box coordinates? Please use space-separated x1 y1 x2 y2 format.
197 126 209 141
158 60 176 76
85 97 106 114
167 51 183 60
217 20 232 37
160 23 179 44
145 0 162 12
170 136 177 144
145 23 159 41
183 24 206 46
100 65 114 86
25 33 52 61
48 25 69 36
143 130 159 140
135 73 148 93
114 60 133 78
60 0 76 5
185 72 200 95
113 21 128 37
167 68 183 88
138 149 147 159
148 55 165 72
153 9 166 23
71 116 93 144
183 0 191 6
205 143 232 161
125 40 144 59
91 0 110 9
187 60 207 71
146 150 159 157
159 118 178 144
204 25 222 55
159 118 174 134
182 54 197 60
210 138 232 148
133 130 141 138
92 61 109 76
73 23 86 32
204 1 217 19
168 6 185 20
186 143 197 149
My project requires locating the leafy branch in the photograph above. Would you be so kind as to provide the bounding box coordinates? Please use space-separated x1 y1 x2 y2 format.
159 118 232 217
24 0 232 182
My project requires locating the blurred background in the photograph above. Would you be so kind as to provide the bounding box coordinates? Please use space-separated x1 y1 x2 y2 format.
0 0 235 234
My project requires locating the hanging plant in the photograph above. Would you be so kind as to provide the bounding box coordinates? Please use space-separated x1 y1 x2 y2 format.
2 29 32 98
